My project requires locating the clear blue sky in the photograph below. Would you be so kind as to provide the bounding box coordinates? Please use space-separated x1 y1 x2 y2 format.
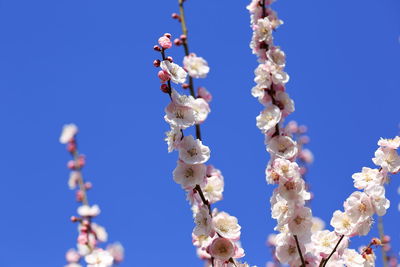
0 0 399 266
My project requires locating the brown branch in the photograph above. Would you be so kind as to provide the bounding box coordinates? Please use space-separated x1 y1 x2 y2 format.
294 235 306 267
177 0 202 141
319 235 345 267
378 216 389 267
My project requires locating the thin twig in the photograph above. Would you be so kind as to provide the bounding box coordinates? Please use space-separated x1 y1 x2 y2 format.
319 235 345 267
294 235 306 267
378 216 389 267
177 0 202 141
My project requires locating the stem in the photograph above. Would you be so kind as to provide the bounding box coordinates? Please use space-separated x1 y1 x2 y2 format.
72 149 89 206
177 0 202 141
294 235 306 267
319 235 345 267
378 216 388 267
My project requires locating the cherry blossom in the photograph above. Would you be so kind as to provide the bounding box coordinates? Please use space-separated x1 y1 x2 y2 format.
193 205 213 237
85 249 114 267
178 135 210 164
77 204 101 217
60 123 78 144
209 237 235 262
160 60 187 84
256 105 282 133
173 160 206 189
213 211 241 241
183 53 210 78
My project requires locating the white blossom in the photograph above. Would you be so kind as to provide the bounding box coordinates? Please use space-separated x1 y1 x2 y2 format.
213 211 241 240
173 161 206 189
209 237 235 262
287 206 312 236
160 60 187 84
267 135 298 160
178 135 210 164
366 185 390 216
165 127 183 153
377 136 400 149
256 105 281 133
85 249 114 267
202 166 224 204
183 53 210 78
330 210 355 236
342 249 365 267
60 123 78 144
343 191 374 222
372 147 400 173
193 205 213 237
352 167 383 190
311 230 342 256
77 205 101 217
91 223 108 243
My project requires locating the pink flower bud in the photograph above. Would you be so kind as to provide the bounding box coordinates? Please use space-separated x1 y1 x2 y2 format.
67 141 76 153
180 34 187 41
171 13 180 20
182 83 190 89
77 155 85 168
163 33 171 38
76 190 84 202
67 160 76 170
153 45 162 51
84 182 92 190
298 125 308 134
153 59 161 67
198 87 212 102
158 36 172 49
174 38 182 46
166 56 173 63
70 216 79 222
160 84 170 94
383 235 391 243
158 70 171 82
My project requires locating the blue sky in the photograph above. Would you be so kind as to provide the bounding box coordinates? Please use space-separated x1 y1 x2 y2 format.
0 0 399 266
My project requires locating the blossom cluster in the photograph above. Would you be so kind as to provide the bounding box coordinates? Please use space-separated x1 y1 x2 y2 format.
247 0 315 265
248 0 399 266
154 3 254 265
60 124 124 267
154 33 251 266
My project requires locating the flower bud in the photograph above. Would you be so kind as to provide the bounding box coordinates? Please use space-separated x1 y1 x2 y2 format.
171 13 180 20
153 59 161 67
153 45 162 52
174 38 182 46
158 36 172 49
160 84 170 94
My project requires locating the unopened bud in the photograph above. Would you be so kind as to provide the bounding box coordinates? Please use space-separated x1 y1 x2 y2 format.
160 84 170 94
171 13 180 20
166 56 173 63
182 83 190 89
371 238 381 246
153 45 162 52
158 36 172 49
153 59 161 67
174 38 182 46
163 33 171 38
84 182 92 190
180 34 187 41
70 216 79 222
